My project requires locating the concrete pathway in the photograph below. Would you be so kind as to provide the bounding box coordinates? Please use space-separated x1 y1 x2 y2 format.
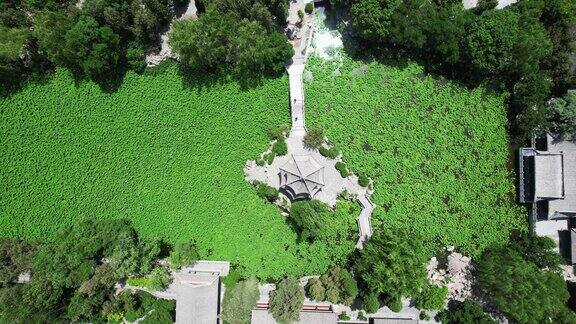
248 2 376 249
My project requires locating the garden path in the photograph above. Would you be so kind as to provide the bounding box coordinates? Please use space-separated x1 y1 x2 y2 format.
282 2 375 249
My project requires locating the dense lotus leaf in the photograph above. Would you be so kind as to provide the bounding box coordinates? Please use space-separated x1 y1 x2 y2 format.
305 55 526 258
0 62 358 279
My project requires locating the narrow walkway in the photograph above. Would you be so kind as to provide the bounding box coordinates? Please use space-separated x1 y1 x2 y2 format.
283 2 375 250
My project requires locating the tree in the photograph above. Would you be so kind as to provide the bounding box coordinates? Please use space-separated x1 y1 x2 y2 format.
33 10 73 66
438 300 496 324
363 292 380 313
269 277 304 323
221 277 259 324
476 245 571 323
413 284 447 311
0 238 36 284
169 240 199 269
547 91 576 140
350 0 402 41
64 15 121 78
303 127 324 149
0 26 29 92
305 277 325 301
354 227 427 302
290 200 330 241
254 181 279 203
465 9 520 74
318 266 358 306
509 234 564 271
170 6 291 79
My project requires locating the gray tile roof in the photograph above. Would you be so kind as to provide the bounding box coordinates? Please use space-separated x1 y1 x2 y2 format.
545 134 576 217
174 261 230 324
251 309 337 324
534 154 564 199
371 318 418 324
175 271 219 324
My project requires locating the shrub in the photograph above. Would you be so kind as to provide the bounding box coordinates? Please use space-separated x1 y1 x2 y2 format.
254 181 279 203
269 277 304 323
335 162 350 178
290 200 329 241
386 295 402 313
272 138 288 156
221 278 259 324
357 310 366 320
298 10 304 21
318 266 358 306
438 300 496 324
363 293 379 313
319 146 339 159
305 277 325 301
267 125 289 140
127 267 170 291
414 285 447 310
264 152 276 164
304 127 324 149
169 240 199 270
358 173 369 187
304 3 313 14
419 311 430 321
339 311 350 320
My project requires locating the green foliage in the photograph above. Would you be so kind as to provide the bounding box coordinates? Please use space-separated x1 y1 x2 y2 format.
414 284 447 310
267 124 289 140
509 234 564 271
319 146 340 159
466 10 519 74
357 310 367 320
221 277 259 324
126 43 146 73
305 277 325 301
269 276 305 324
272 138 288 156
169 9 292 79
304 3 313 14
350 0 402 41
319 266 358 306
338 311 350 320
363 293 379 313
305 56 525 257
290 200 330 241
438 300 496 324
0 219 163 322
169 240 199 270
386 295 402 312
354 227 427 302
547 91 576 140
127 267 170 291
104 290 175 324
298 10 304 21
335 161 350 178
254 181 279 203
358 173 370 187
476 245 571 323
303 127 325 148
0 238 36 283
64 15 121 78
0 63 355 279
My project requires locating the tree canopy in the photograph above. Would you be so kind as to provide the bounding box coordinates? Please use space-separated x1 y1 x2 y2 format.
269 276 305 323
289 199 330 241
476 243 573 323
353 227 427 302
221 277 260 324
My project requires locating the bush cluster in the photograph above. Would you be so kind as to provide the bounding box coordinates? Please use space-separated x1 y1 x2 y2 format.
335 161 350 178
305 266 358 306
254 181 279 203
319 146 340 159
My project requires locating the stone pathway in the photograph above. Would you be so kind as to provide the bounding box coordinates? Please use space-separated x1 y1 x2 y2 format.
246 1 375 249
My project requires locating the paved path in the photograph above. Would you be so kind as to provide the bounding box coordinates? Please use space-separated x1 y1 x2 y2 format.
283 1 374 249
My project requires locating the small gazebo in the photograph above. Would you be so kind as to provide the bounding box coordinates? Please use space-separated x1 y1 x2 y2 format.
278 154 325 201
